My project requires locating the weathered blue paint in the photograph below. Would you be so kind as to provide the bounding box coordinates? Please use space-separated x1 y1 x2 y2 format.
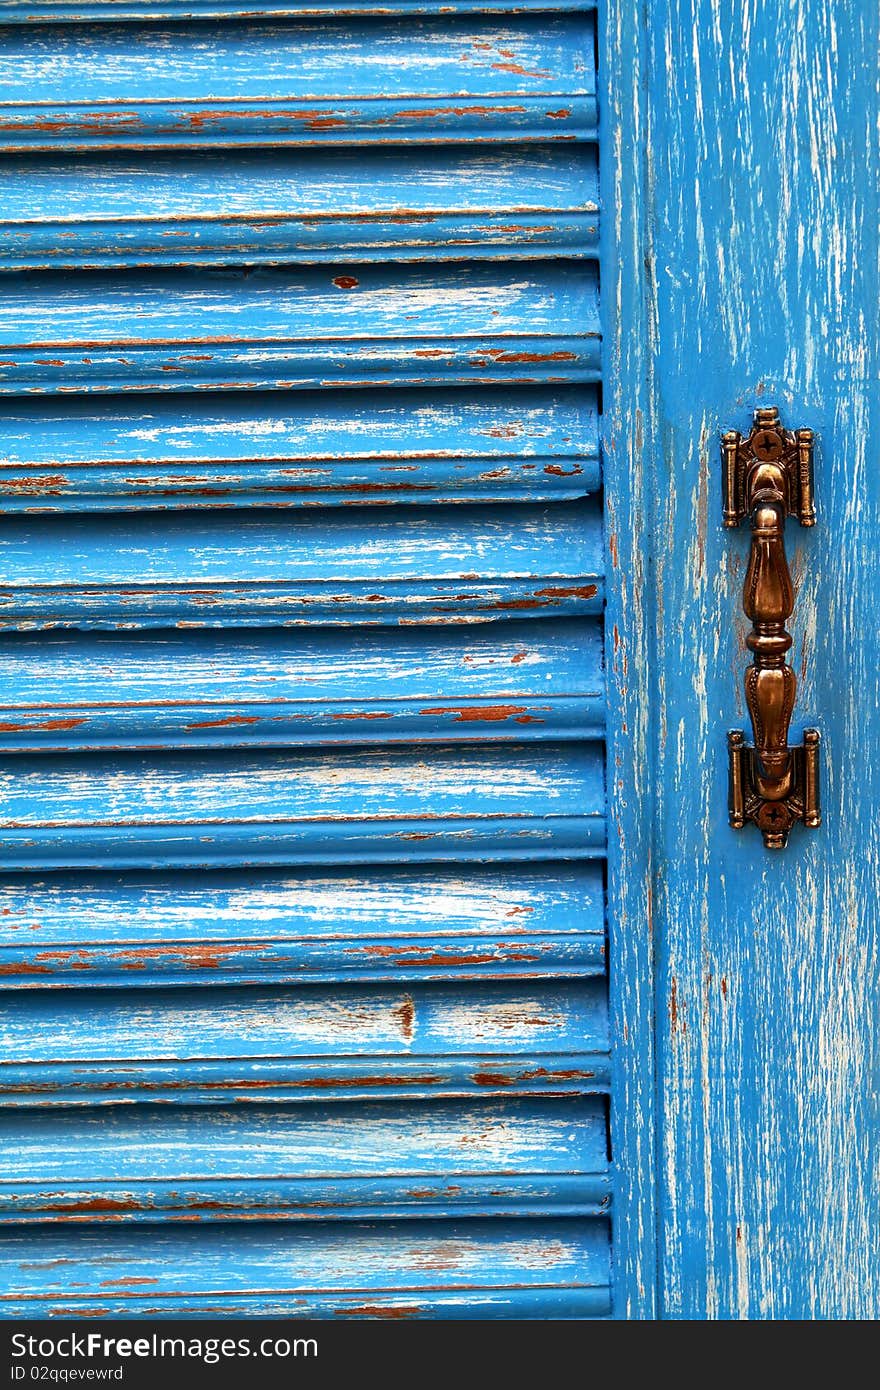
0 862 607 989
0 501 603 628
0 740 606 869
0 1098 611 1223
0 978 609 1105
0 2 595 26
0 147 598 269
0 0 865 1322
0 15 596 150
0 385 600 513
647 0 880 1321
0 263 601 396
0 1219 610 1320
602 0 659 1321
3 0 595 14
0 619 604 751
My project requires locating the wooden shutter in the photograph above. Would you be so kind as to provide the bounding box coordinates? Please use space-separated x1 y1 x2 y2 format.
0 3 609 1318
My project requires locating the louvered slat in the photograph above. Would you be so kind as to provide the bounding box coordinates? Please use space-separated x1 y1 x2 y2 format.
0 263 600 396
0 147 598 269
0 979 608 1106
0 501 602 629
0 1098 610 1222
0 862 606 988
0 741 605 869
0 385 599 513
0 619 603 750
0 1219 610 1319
0 14 595 149
1 1 593 15
0 1098 611 1222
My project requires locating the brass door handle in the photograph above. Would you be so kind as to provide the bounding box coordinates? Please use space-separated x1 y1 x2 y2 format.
722 407 821 848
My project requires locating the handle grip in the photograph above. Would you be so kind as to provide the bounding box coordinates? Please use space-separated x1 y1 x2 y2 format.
722 407 821 848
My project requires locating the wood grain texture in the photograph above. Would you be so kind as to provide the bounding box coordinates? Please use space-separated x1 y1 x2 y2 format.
644 0 880 1319
0 15 595 149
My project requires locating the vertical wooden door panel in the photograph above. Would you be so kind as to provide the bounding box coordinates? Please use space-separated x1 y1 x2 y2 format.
606 0 880 1319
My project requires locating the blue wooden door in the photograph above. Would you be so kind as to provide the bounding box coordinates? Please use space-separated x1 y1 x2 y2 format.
0 1 612 1318
1 0 874 1322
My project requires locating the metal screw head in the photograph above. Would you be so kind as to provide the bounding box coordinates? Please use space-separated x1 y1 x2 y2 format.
752 428 785 461
757 799 793 847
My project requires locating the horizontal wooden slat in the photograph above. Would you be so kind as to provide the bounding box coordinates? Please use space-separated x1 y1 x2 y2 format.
0 740 605 869
0 262 601 395
0 978 608 1104
0 1097 609 1222
0 862 605 988
0 386 600 514
0 2 594 16
0 15 595 149
0 501 603 630
0 146 598 270
0 620 603 752
0 1217 610 1319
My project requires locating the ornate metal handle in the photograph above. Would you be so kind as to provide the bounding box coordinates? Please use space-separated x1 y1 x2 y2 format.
722 407 821 848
